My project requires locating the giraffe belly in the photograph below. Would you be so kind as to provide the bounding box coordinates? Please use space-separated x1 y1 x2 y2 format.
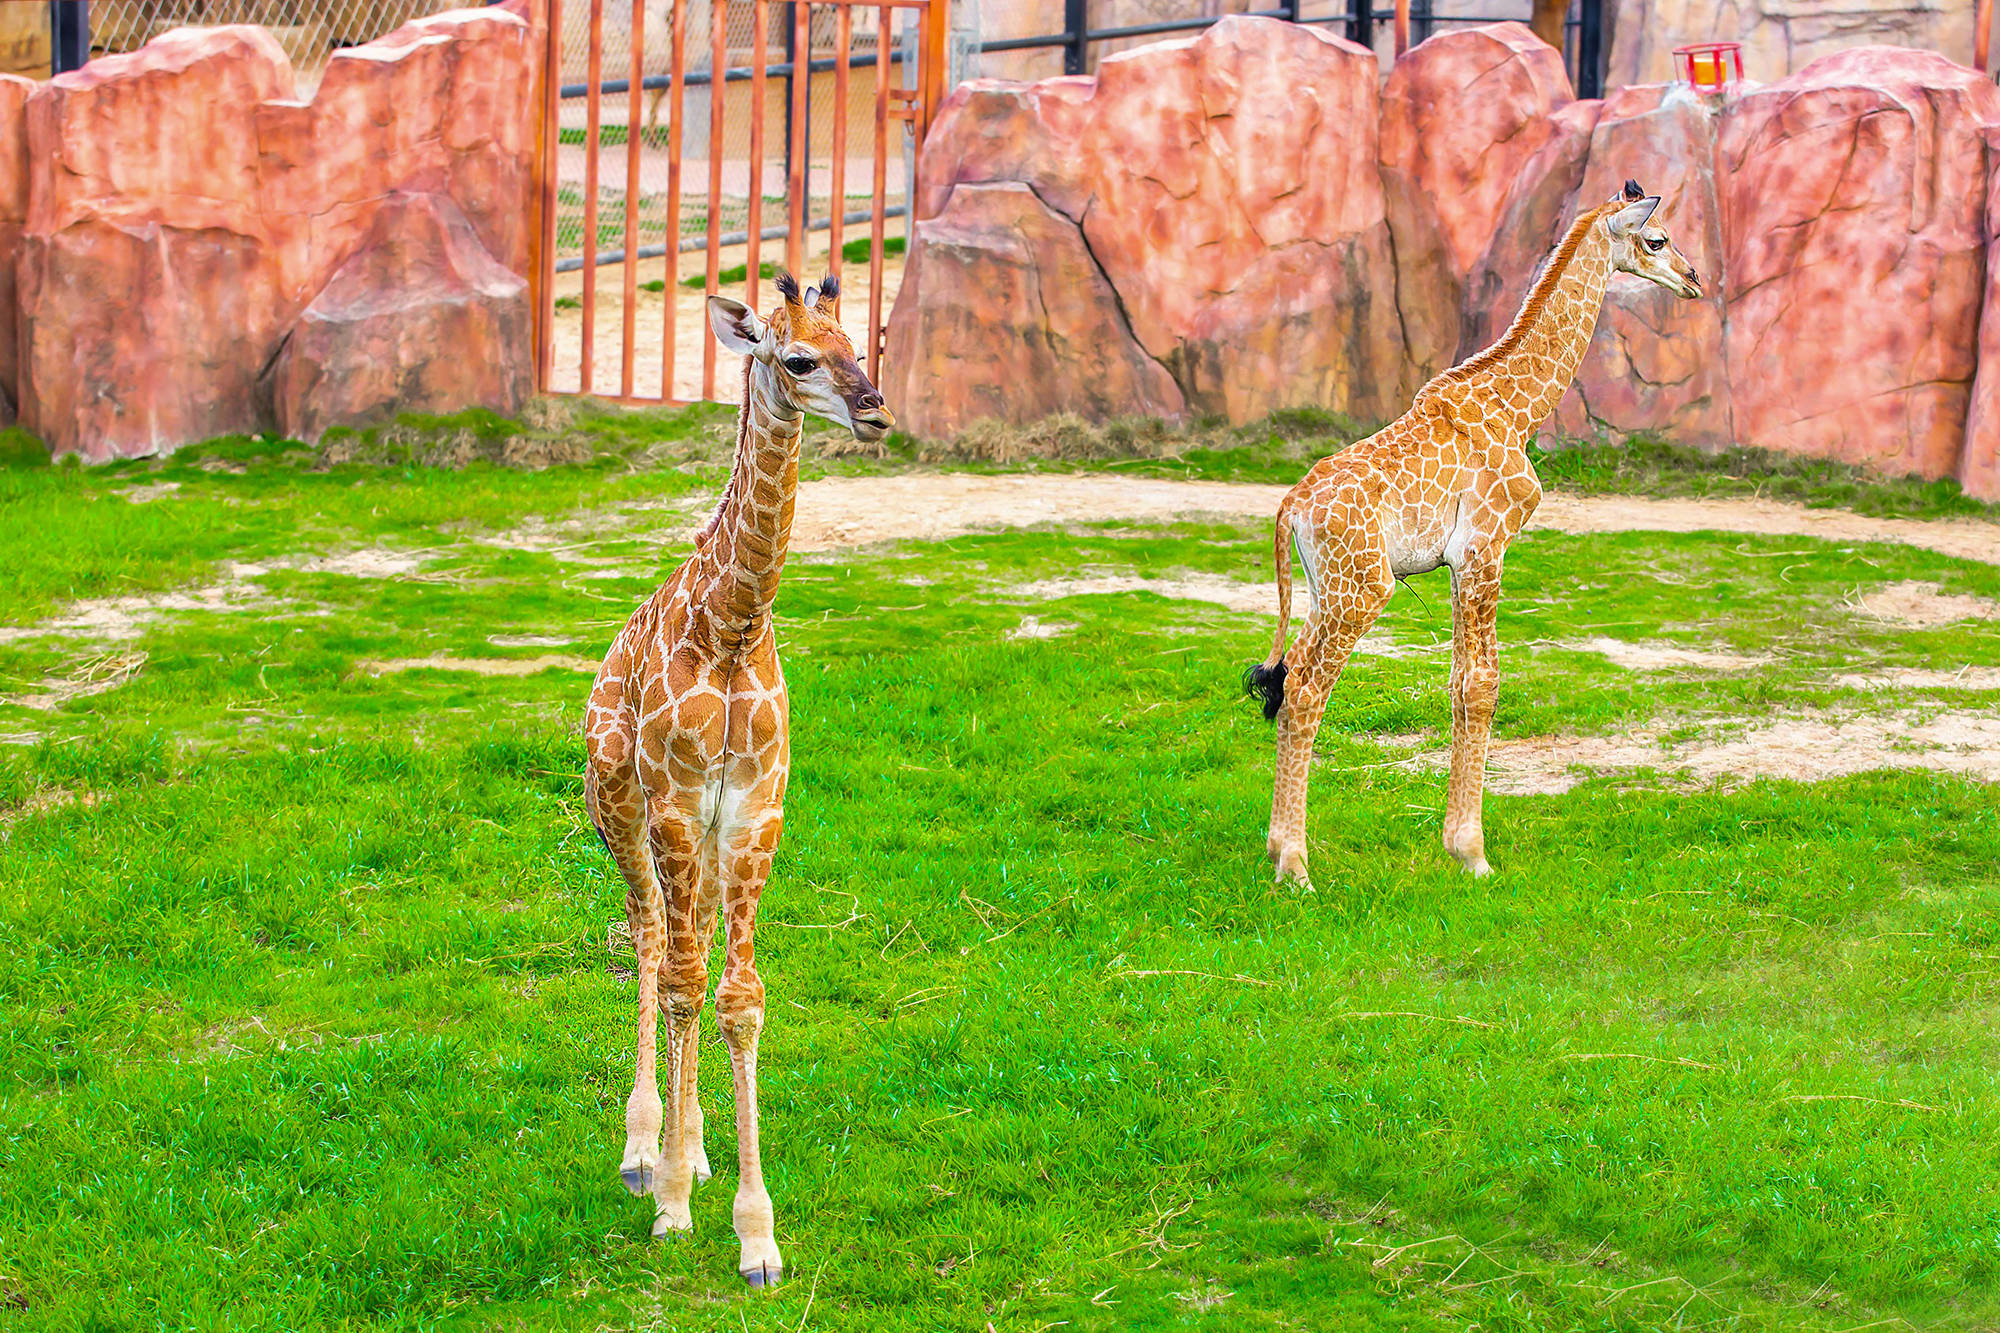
1384 517 1450 577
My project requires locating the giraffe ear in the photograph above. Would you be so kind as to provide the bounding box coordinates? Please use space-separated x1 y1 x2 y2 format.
708 295 766 354
1607 194 1661 237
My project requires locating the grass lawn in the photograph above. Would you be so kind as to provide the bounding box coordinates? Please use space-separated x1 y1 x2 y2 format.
3 409 2000 1330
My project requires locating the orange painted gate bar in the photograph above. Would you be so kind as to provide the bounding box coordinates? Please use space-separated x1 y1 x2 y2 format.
532 0 947 405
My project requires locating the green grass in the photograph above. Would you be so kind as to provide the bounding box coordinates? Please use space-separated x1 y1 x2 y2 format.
3 408 2000 1329
674 236 907 289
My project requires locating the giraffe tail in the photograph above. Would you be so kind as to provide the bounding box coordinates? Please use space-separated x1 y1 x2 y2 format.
1241 498 1293 722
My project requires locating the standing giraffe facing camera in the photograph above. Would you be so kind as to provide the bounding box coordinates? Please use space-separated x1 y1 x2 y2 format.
1245 181 1702 885
584 272 891 1287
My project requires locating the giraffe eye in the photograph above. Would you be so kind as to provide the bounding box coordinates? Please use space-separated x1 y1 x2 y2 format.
783 355 816 376
1643 235 1666 252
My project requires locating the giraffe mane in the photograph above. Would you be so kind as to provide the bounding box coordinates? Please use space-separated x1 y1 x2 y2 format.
1426 198 1620 393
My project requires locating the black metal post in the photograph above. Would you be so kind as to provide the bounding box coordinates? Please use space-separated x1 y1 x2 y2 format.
1278 0 1299 22
1063 0 1087 75
1346 0 1372 52
783 2 796 206
1576 0 1602 98
1412 0 1433 45
50 0 88 75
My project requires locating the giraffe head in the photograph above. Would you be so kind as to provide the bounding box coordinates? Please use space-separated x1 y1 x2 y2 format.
1604 179 1702 300
707 272 895 442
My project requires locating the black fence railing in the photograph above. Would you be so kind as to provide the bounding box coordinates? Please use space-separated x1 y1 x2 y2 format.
983 0 1607 99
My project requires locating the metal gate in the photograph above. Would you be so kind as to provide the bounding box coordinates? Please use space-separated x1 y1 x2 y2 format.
533 0 947 405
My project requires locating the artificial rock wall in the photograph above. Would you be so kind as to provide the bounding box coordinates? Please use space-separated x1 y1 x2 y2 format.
886 17 2000 499
2 3 537 460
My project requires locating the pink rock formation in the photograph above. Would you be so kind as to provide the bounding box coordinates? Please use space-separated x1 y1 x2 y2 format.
1962 127 2000 503
885 183 1184 439
1379 22 1576 280
888 17 1405 429
270 191 531 443
1462 97 1604 357
1554 84 1732 446
1716 47 2000 480
15 9 536 460
0 73 35 422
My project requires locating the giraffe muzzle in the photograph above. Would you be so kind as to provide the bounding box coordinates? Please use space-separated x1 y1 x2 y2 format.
850 393 894 441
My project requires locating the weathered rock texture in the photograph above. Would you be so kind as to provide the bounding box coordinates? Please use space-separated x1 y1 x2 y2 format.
270 191 531 443
1718 47 1998 482
1379 22 1575 280
888 17 1405 439
11 7 535 460
1556 83 1731 446
894 20 2000 500
1966 127 2000 505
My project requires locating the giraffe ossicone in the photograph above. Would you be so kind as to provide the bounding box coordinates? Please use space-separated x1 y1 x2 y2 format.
1247 181 1702 884
583 270 891 1288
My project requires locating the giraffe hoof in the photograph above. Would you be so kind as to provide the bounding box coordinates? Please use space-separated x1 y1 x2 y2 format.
740 1263 783 1289
619 1162 653 1197
651 1208 694 1238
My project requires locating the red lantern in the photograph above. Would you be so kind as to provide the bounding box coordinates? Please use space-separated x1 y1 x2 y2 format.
1674 42 1744 92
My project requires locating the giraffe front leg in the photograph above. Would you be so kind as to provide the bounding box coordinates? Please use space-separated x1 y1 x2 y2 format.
1443 560 1504 877
649 806 709 1236
587 766 667 1199
714 806 785 1287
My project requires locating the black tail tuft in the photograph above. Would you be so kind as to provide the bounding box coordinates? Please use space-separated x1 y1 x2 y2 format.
1242 660 1287 722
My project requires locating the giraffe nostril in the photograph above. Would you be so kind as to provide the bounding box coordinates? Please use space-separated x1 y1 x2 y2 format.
855 390 884 412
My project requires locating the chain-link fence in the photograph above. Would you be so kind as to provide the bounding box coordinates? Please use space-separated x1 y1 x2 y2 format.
0 0 476 91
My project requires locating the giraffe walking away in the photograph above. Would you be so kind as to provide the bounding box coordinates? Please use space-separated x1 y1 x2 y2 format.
584 272 892 1287
1246 181 1702 885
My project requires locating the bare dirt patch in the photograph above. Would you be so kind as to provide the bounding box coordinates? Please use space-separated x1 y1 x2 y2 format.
0 549 433 645
1379 709 2000 795
1532 494 2000 566
118 481 182 503
1565 637 1772 672
0 787 102 836
1 652 147 712
0 580 271 645
789 475 1290 550
355 654 599 677
1850 581 2000 627
785 475 2000 565
1006 616 1076 641
489 634 578 648
1834 666 2000 691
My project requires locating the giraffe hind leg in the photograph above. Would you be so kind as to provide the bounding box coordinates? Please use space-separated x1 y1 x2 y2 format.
586 759 668 1199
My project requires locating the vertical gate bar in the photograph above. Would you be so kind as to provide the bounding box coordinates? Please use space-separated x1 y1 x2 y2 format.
1062 0 1084 77
868 3 888 383
1576 0 1601 98
828 5 849 281
621 0 645 396
1978 0 1993 73
703 0 726 399
922 0 945 144
749 0 767 311
663 0 688 401
49 0 89 76
787 0 808 275
1393 0 1408 56
581 0 604 394
536 0 562 392
1348 0 1370 51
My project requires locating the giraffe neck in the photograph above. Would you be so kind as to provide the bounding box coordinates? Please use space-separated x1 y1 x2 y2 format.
1447 203 1618 435
694 357 802 657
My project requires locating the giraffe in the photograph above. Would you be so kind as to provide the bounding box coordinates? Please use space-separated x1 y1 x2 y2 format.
583 271 891 1287
1245 180 1701 885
